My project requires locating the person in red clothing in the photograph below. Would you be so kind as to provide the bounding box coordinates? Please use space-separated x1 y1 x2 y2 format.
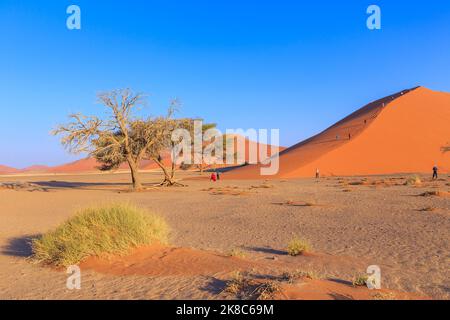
210 172 217 182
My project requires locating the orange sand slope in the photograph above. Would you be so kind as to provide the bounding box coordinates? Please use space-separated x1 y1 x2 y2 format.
227 87 450 179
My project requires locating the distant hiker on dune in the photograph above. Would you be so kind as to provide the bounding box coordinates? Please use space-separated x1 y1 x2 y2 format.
316 168 320 179
432 165 438 180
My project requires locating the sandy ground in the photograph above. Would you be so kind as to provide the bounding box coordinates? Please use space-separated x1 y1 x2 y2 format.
0 171 449 299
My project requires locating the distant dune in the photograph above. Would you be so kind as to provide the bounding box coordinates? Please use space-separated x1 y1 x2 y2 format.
47 158 103 174
0 165 20 175
21 165 50 173
226 87 450 179
0 136 284 175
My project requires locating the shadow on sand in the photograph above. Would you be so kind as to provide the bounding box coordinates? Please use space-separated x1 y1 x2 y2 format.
327 277 353 286
32 180 130 191
243 246 287 256
200 277 227 295
1 235 40 258
30 180 172 192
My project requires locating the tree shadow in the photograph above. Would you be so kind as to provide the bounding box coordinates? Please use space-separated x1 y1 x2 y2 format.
32 180 130 191
1 234 40 258
31 180 172 192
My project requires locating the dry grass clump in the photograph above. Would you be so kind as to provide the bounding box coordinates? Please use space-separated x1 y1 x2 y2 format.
254 281 282 300
280 269 322 283
286 237 311 256
32 203 169 267
223 272 281 300
352 274 369 287
223 272 248 295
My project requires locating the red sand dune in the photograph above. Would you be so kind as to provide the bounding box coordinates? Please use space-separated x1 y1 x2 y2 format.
226 87 450 179
21 165 50 173
48 158 156 173
0 165 20 175
48 158 103 173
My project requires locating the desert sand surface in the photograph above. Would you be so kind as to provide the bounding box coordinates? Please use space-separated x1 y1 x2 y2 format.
227 87 450 179
0 171 449 300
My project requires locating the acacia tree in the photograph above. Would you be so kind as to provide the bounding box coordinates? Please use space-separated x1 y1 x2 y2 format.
141 105 191 186
188 121 217 173
53 89 186 190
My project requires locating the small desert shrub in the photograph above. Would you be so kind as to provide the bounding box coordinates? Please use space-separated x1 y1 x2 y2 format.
32 203 169 267
286 237 311 256
224 271 248 295
255 281 282 300
352 274 369 287
223 272 280 300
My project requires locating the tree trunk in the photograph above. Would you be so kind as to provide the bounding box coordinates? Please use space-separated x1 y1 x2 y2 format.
128 159 143 191
153 157 184 187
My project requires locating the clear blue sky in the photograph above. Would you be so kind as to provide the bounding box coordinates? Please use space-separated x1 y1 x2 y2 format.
1 0 450 168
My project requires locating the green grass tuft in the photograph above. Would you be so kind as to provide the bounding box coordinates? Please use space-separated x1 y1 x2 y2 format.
32 203 169 267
